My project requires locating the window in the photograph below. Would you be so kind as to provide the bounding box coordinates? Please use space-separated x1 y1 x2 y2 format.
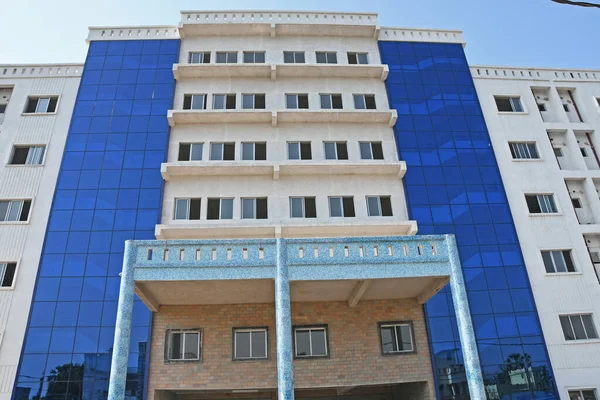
178 143 203 161
210 143 235 161
525 194 558 214
207 198 234 220
242 94 266 109
554 147 564 157
354 94 376 110
241 198 268 219
243 51 265 63
183 94 206 110
560 314 598 341
367 196 393 217
315 52 337 64
541 250 576 273
288 142 312 160
212 94 236 110
283 51 305 64
286 94 309 109
0 263 17 288
294 326 328 358
189 52 210 64
167 330 201 361
329 197 355 217
233 328 268 360
0 200 31 222
596 98 600 108
360 142 384 160
537 103 547 112
509 142 539 160
241 142 266 161
495 96 524 112
320 94 343 109
290 197 317 218
174 198 201 220
25 96 58 113
572 198 582 209
581 148 588 157
216 52 238 63
0 104 6 115
10 146 45 165
324 142 348 160
563 104 570 112
379 322 414 354
569 389 598 400
348 52 368 65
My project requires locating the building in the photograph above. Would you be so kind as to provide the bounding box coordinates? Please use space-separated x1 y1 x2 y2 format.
472 66 600 398
0 64 82 399
5 9 600 400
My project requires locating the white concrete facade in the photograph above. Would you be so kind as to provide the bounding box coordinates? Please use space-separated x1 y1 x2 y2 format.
473 65 600 398
0 64 81 399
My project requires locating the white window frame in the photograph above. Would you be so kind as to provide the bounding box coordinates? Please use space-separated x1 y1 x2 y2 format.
25 96 58 114
216 51 238 63
178 143 203 161
379 322 414 354
315 51 337 64
294 326 328 358
359 142 384 160
526 194 559 214
184 94 207 110
0 262 17 289
495 96 524 113
285 94 309 110
560 314 599 341
233 328 268 360
328 196 355 218
207 198 234 220
323 141 347 160
10 145 46 165
188 52 210 64
0 199 30 222
212 94 236 110
287 142 311 160
348 52 369 65
541 249 576 273
289 197 316 218
167 330 201 361
243 51 265 64
320 94 343 110
241 142 266 161
353 94 376 110
210 142 235 161
568 389 598 400
242 94 265 110
509 142 540 160
366 196 392 217
283 51 305 64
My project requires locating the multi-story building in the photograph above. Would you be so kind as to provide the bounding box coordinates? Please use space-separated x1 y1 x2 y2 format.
0 64 82 400
4 9 600 400
472 66 600 399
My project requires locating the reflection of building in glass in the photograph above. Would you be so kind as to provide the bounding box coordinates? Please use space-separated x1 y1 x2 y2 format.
434 349 468 399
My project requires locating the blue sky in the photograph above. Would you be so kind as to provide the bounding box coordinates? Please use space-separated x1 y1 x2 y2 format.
1 0 597 69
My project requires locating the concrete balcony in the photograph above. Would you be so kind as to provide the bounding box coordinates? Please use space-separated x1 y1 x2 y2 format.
155 218 418 240
172 63 389 81
160 160 407 180
167 109 398 127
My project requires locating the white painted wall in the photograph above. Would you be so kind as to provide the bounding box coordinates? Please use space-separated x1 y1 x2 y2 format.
0 66 81 399
473 67 600 399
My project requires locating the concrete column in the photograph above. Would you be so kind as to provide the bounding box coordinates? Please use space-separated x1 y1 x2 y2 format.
275 238 294 400
108 241 137 400
446 235 486 399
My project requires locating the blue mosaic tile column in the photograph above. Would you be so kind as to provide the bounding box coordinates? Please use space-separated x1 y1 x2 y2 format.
378 40 559 399
275 239 294 400
13 39 179 400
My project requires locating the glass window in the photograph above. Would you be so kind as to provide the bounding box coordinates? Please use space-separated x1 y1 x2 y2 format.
242 94 266 110
168 330 201 360
210 143 235 161
216 52 238 63
207 198 234 220
0 200 31 222
509 142 539 159
287 142 311 160
213 94 236 110
324 142 348 160
10 146 45 165
359 142 384 160
560 314 599 340
290 197 316 218
541 250 576 273
233 328 268 360
366 196 393 217
0 263 17 287
329 197 355 217
294 326 328 357
525 194 558 214
174 198 201 220
286 94 309 109
178 143 203 161
25 96 58 113
569 390 598 400
348 52 368 65
283 51 305 64
189 52 210 64
241 142 266 161
354 94 376 110
320 94 343 109
183 94 206 110
243 52 265 63
315 52 337 64
241 198 268 219
380 322 414 353
495 96 524 112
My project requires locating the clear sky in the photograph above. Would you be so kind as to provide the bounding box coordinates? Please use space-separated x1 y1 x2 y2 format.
1 0 597 69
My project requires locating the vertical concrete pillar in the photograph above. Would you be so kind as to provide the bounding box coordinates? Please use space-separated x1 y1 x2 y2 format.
275 238 294 400
446 235 486 399
108 240 137 400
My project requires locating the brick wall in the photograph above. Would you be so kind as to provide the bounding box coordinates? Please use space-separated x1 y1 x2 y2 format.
147 299 435 399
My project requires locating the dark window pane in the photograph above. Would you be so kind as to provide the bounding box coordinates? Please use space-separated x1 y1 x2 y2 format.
290 198 303 218
563 251 575 272
170 332 182 359
381 327 396 352
242 95 253 109
190 144 203 160
358 54 368 64
582 315 598 339
296 53 305 63
184 332 199 359
20 200 31 221
495 97 513 112
226 95 236 109
541 251 554 273
255 95 265 109
255 143 266 161
48 97 58 112
256 198 268 219
320 95 331 109
372 143 384 159
329 53 337 63
284 52 294 63
251 331 266 358
213 95 225 109
397 325 412 351
332 95 343 109
2 263 17 287
286 95 297 109
189 199 201 220
311 330 327 355
380 197 393 216
183 95 192 110
298 95 309 109
296 330 310 356
243 52 253 63
348 53 357 64
207 199 220 220
359 143 372 160
242 199 254 219
324 143 336 160
304 197 317 218
525 195 541 213
571 315 587 339
235 332 250 358
223 143 235 160
342 197 355 217
256 53 265 63
288 143 300 160
216 53 226 63
26 98 38 113
365 95 376 109
300 143 312 160
242 143 254 161
329 198 342 217
552 251 567 273
178 144 191 161
220 199 233 219
11 148 29 165
337 143 348 160
316 53 326 64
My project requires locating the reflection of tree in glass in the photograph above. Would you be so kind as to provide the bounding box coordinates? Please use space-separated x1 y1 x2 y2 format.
45 363 83 399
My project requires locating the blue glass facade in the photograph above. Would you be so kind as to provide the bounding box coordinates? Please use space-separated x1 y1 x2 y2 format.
14 39 179 400
378 41 559 399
